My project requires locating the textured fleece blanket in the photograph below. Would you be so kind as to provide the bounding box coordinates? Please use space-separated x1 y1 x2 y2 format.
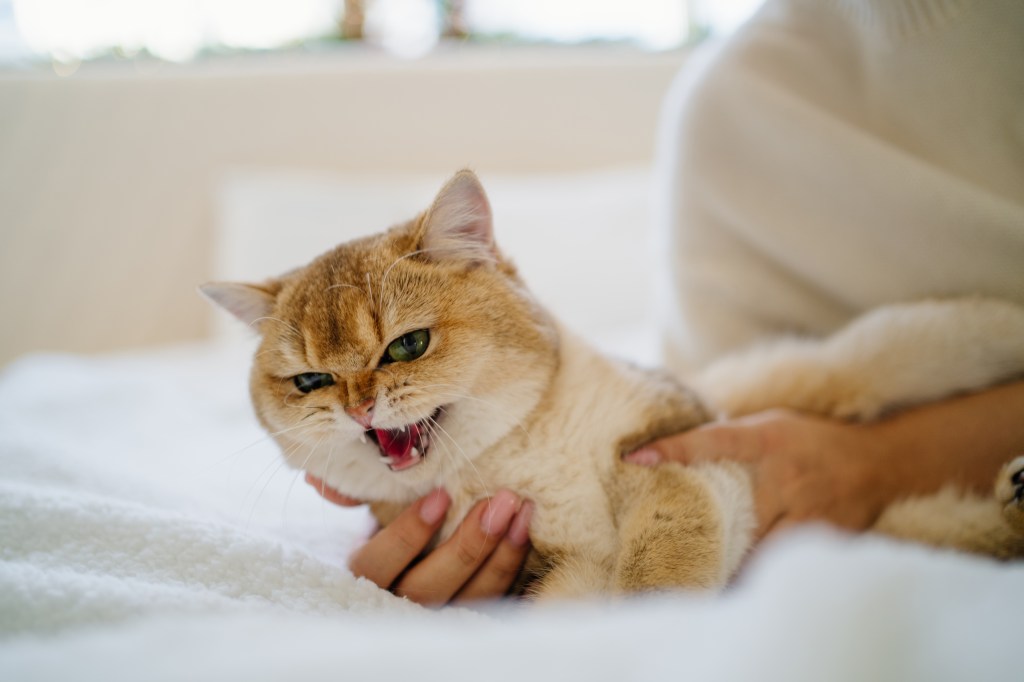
1 345 1021 681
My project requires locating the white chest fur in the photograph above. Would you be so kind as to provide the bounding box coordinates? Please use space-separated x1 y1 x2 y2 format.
437 330 686 564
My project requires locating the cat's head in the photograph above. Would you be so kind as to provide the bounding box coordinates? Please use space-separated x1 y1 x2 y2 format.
201 171 559 502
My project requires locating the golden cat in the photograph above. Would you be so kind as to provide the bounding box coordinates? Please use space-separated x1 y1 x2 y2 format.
202 170 1024 597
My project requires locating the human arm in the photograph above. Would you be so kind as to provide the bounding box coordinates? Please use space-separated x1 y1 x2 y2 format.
305 474 533 605
627 380 1024 540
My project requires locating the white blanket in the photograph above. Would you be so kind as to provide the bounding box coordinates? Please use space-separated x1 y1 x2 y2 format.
1 344 1021 681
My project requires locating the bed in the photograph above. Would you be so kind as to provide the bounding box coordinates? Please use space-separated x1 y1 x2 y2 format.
2 48 1021 681
2 342 1021 681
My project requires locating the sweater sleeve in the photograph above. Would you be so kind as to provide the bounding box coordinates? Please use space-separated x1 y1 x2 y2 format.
656 0 1024 377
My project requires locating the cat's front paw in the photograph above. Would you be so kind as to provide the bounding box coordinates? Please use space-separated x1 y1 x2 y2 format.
995 456 1024 534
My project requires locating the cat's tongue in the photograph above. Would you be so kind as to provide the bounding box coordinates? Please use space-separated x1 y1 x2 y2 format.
375 424 422 469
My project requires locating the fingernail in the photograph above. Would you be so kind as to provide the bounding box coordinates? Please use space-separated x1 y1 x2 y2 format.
481 489 519 536
624 447 661 466
419 488 451 525
506 500 534 547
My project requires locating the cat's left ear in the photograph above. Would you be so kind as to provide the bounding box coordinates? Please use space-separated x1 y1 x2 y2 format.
198 280 279 330
419 169 496 264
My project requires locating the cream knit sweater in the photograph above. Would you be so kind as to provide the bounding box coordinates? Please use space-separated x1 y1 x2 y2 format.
656 0 1024 376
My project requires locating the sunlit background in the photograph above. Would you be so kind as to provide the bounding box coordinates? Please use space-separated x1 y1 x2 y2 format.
0 0 761 64
0 0 764 366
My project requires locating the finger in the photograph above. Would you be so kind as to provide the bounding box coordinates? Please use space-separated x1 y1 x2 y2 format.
305 473 364 507
626 420 765 466
348 488 451 588
394 490 520 606
452 500 533 603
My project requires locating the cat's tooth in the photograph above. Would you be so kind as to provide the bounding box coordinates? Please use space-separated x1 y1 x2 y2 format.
379 456 392 464
410 447 420 458
359 432 367 444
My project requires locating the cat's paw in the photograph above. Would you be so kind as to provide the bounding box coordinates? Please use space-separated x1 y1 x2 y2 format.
995 456 1024 534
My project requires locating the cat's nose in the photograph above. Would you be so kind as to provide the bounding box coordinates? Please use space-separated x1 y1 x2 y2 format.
344 398 375 429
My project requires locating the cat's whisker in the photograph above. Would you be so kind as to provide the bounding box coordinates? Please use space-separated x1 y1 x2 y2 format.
380 247 498 297
219 411 319 484
203 417 320 480
266 420 322 440
240 440 298 527
246 448 299 530
250 316 303 339
253 345 291 359
410 384 538 451
378 245 499 316
246 430 325 533
364 272 377 314
280 435 324 525
285 394 330 413
235 416 317 496
423 418 466 495
199 434 273 478
280 378 304 409
380 381 539 484
326 280 379 328
325 282 368 298
426 413 492 502
280 375 332 416
380 249 428 292
319 437 340 527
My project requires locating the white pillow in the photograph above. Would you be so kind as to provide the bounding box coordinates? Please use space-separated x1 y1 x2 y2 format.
214 167 659 362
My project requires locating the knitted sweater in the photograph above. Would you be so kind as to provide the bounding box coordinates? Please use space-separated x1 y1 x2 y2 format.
656 0 1024 376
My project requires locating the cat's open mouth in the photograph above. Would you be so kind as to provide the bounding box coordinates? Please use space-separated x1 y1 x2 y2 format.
365 408 441 472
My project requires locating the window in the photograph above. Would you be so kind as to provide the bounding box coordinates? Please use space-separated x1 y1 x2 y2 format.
1 0 761 64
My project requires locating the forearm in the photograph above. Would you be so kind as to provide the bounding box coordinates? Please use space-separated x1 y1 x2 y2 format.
633 379 1024 536
870 379 1024 498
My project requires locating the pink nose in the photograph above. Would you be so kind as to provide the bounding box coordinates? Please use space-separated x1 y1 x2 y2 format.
344 398 375 429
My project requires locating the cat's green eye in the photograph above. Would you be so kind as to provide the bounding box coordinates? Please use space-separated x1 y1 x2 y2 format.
293 372 335 393
383 329 430 364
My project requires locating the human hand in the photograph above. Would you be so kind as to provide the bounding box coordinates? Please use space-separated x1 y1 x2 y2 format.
625 410 894 541
305 473 533 605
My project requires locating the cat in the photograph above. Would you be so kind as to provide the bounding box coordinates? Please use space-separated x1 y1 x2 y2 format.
202 170 1024 597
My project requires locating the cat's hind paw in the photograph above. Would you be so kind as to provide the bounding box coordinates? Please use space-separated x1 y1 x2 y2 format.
996 456 1024 535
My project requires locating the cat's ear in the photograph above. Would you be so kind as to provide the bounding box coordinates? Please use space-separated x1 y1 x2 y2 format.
419 169 496 264
198 281 279 330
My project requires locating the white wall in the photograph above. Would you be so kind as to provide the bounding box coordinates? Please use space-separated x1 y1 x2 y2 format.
0 46 687 366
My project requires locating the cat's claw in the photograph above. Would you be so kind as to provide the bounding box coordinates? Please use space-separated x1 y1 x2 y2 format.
1007 459 1024 502
996 456 1024 535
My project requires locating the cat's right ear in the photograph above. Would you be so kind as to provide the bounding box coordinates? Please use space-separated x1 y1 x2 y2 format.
198 281 279 330
418 169 497 265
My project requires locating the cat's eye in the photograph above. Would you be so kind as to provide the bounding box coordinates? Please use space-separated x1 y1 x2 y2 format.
383 329 430 364
293 372 335 393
